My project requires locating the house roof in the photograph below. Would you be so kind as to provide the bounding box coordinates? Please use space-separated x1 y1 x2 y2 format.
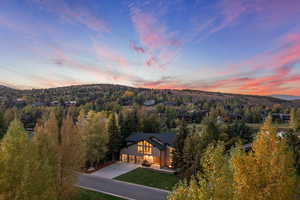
126 132 176 149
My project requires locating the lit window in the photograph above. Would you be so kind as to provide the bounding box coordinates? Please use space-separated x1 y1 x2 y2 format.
138 141 143 153
168 147 175 167
137 140 152 154
121 154 128 162
144 141 152 154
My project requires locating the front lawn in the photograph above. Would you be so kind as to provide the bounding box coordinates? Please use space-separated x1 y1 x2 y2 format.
114 168 179 191
75 189 125 200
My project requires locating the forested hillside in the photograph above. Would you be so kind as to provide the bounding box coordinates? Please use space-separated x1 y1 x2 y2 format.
0 84 296 107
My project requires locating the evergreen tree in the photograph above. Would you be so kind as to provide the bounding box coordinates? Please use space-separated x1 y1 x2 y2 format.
173 120 189 170
0 111 6 139
106 113 121 160
181 133 202 178
226 120 253 146
285 132 300 174
290 108 300 131
169 142 233 200
119 109 138 140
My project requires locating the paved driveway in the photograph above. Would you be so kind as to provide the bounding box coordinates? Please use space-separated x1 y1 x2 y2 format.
91 162 139 179
77 173 169 200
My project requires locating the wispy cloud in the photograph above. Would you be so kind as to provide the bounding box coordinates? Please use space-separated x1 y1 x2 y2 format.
0 64 84 89
129 6 181 68
193 0 300 41
93 42 129 68
135 32 300 95
129 40 146 54
30 0 110 33
51 47 141 84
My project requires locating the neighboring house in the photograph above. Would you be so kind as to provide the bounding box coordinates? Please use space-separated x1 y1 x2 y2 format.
65 100 77 106
120 133 176 168
217 116 225 124
32 102 45 107
272 113 290 123
50 100 59 106
143 99 156 106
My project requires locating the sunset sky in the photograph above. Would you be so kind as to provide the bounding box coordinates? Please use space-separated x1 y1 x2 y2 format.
0 0 300 95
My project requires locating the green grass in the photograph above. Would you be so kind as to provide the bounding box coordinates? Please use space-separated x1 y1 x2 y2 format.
114 168 179 191
75 189 125 200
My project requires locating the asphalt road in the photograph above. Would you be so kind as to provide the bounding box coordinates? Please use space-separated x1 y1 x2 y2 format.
77 173 169 200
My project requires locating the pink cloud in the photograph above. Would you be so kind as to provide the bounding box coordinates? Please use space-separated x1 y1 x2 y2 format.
51 48 141 84
93 43 129 68
194 0 300 41
130 7 181 68
210 0 250 33
0 64 84 89
129 41 146 54
131 8 181 49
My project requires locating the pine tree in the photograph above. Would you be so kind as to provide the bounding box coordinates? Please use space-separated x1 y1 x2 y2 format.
168 142 233 200
106 113 121 161
290 108 300 131
173 120 189 170
0 111 6 139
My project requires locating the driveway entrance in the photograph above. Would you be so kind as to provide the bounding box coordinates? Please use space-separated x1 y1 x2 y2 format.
91 162 139 179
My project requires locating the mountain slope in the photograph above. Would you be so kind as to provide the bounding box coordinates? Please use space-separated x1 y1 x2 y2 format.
0 83 297 107
271 95 300 101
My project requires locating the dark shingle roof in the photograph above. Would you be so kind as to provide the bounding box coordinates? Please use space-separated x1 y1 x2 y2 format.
126 132 176 149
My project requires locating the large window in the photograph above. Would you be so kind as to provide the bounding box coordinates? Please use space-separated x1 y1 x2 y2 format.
144 141 152 154
129 155 135 163
168 147 175 167
138 141 143 153
137 141 152 155
121 154 128 162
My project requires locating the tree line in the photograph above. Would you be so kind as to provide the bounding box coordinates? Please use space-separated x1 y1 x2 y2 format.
0 107 127 200
169 109 300 200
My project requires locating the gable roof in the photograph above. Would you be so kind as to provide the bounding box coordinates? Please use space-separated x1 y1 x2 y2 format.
126 132 176 149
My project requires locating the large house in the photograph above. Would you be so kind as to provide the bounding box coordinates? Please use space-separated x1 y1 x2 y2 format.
120 133 176 168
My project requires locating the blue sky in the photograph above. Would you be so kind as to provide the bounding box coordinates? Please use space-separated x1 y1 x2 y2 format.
0 0 300 95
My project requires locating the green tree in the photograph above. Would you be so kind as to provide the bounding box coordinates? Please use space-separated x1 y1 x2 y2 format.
106 113 121 160
57 114 85 200
0 119 31 200
285 132 300 174
290 108 300 131
173 120 189 170
31 112 85 200
226 120 253 147
168 142 233 200
77 111 108 167
0 111 6 139
169 115 300 200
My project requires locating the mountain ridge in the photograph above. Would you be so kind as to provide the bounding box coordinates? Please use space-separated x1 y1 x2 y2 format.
0 83 294 101
271 95 300 101
0 83 293 107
